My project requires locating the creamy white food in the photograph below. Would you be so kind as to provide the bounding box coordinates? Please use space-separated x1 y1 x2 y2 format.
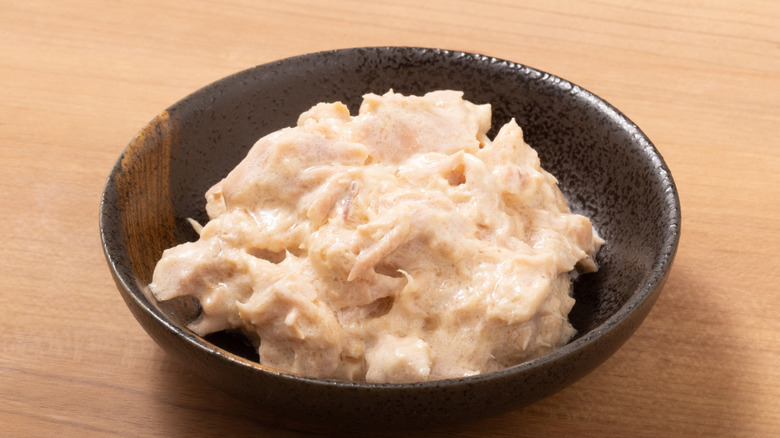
149 90 603 383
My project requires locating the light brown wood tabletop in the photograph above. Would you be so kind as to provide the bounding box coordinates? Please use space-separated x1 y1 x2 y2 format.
2 1 778 436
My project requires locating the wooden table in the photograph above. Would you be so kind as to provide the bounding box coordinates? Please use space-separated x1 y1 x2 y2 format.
2 1 778 436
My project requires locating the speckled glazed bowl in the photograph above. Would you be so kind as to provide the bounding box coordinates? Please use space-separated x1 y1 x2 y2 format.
100 47 680 428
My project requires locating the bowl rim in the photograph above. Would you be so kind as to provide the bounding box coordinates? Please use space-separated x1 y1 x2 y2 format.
100 46 681 390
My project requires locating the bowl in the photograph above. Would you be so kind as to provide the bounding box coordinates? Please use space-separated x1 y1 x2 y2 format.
100 47 680 428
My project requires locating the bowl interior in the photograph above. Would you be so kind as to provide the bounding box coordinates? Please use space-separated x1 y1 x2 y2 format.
100 47 680 426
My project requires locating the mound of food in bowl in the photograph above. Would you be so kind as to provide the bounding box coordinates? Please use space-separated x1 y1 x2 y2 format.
149 90 603 383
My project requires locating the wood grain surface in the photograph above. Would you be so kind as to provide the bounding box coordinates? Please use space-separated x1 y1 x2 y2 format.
2 1 778 436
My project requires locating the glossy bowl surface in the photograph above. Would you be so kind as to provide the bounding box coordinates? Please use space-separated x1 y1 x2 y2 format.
100 47 680 428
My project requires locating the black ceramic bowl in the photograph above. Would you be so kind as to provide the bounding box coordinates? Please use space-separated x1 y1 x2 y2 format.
100 47 680 428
